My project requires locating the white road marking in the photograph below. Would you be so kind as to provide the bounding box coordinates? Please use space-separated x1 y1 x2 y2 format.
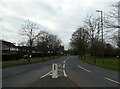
104 77 120 84
40 71 52 79
65 58 68 61
63 61 66 63
40 58 68 79
62 59 67 77
63 70 67 77
58 69 63 71
63 63 65 68
78 66 91 73
63 59 68 63
58 63 62 67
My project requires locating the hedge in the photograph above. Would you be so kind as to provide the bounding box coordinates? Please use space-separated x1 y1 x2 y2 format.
2 52 59 61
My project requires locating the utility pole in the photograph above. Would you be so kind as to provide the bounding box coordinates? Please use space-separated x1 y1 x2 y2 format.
96 10 104 64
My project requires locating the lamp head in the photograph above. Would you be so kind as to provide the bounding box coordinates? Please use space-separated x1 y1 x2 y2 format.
96 10 102 12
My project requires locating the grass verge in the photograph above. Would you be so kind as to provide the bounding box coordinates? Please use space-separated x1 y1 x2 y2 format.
80 56 120 71
2 56 57 68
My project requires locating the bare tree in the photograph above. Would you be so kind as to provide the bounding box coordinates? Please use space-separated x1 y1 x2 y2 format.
84 15 102 63
18 41 27 46
104 2 120 28
48 33 62 54
20 20 41 56
36 31 62 54
104 2 120 48
70 27 89 59
36 31 50 53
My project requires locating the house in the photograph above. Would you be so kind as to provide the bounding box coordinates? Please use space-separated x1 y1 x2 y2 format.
1 40 38 55
17 46 30 52
1 40 18 55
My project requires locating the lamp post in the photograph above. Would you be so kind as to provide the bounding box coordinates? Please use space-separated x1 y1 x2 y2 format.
118 1 120 58
96 10 104 64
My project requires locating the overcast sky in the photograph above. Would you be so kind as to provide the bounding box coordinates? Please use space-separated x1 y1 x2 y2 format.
0 0 119 49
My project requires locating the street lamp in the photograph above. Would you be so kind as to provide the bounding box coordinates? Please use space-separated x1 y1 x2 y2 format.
96 10 104 64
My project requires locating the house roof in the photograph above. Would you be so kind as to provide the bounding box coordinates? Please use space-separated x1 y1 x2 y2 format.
1 40 15 47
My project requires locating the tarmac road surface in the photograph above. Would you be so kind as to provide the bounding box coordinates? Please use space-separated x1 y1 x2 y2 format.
2 56 120 88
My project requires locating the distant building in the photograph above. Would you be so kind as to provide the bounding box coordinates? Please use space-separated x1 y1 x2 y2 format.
1 40 18 55
17 46 30 53
1 40 38 55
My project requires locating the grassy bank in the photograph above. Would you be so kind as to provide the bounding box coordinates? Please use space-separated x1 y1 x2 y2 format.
2 56 57 68
80 55 120 71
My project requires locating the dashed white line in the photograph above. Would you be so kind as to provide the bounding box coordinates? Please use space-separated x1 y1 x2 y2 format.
78 66 120 85
104 77 120 84
40 71 52 79
78 66 91 73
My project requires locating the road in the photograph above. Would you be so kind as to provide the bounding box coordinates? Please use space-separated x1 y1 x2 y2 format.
2 56 120 88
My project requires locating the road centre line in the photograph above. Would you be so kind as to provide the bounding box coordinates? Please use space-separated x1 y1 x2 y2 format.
104 77 120 84
78 66 91 73
78 66 119 84
40 71 52 79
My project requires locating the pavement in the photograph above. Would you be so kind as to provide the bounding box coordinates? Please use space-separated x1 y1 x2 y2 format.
2 56 120 88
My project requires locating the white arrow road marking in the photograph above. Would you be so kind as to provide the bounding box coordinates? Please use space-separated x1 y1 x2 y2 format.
104 77 120 84
62 60 67 77
78 66 91 73
40 71 52 79
63 63 65 68
63 70 67 77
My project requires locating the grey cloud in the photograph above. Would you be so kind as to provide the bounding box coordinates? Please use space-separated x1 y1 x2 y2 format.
0 0 119 48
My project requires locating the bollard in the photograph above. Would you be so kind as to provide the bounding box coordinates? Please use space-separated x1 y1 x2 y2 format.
52 63 58 78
